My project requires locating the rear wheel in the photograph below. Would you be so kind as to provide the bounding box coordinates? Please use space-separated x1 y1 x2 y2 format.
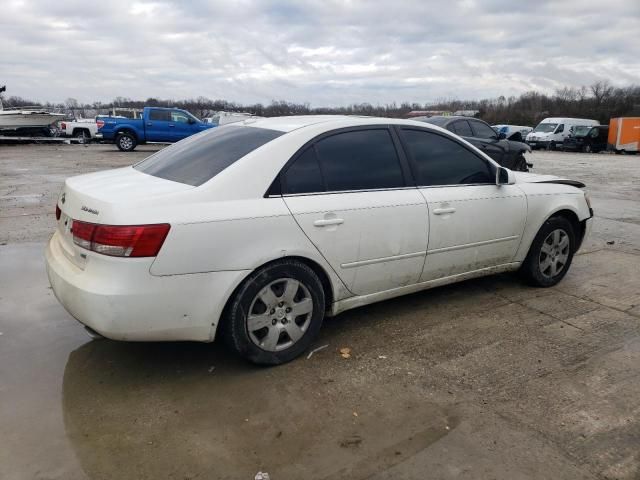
73 129 90 143
222 259 325 365
116 132 137 152
520 216 575 287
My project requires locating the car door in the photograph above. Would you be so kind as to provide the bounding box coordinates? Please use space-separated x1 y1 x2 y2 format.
281 127 429 296
170 110 197 141
397 127 526 282
146 109 172 142
467 119 507 164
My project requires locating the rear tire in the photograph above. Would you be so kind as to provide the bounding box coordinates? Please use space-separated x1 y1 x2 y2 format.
222 259 325 365
116 132 137 152
73 129 90 143
520 216 575 287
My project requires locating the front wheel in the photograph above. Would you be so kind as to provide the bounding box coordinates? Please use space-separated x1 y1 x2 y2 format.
115 132 137 152
520 216 575 287
222 259 325 365
514 154 528 172
582 144 592 153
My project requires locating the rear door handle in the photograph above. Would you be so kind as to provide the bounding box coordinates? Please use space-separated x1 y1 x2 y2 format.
433 207 456 215
313 218 344 227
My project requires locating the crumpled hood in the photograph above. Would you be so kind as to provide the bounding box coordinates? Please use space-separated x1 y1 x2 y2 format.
513 171 585 188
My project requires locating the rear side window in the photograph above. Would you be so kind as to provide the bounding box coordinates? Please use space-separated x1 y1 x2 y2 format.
401 129 493 186
314 129 404 192
135 126 284 186
149 109 170 121
283 147 324 194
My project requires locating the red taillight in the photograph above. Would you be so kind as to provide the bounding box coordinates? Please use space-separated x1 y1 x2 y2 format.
96 120 105 130
55 204 61 221
60 122 66 130
72 221 170 257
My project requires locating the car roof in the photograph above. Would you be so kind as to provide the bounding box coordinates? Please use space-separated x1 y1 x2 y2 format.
412 115 478 126
237 115 450 133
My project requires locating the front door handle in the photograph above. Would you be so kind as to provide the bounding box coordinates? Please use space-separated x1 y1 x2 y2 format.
433 207 456 215
313 218 344 227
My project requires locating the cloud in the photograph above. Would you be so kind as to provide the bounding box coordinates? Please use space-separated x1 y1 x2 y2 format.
1 0 638 106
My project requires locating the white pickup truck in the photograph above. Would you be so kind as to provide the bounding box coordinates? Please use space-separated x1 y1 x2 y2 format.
59 119 99 141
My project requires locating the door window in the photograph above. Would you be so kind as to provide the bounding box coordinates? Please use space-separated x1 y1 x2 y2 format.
451 120 473 137
149 109 170 121
555 124 565 133
469 120 497 139
283 147 324 194
171 111 190 123
401 129 493 186
314 129 405 192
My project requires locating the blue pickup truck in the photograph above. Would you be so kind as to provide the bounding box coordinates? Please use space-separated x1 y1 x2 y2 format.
97 107 214 151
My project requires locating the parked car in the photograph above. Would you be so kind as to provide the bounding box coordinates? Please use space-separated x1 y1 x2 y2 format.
526 117 599 150
492 124 533 142
59 119 99 142
96 107 214 151
414 116 532 171
562 125 609 153
608 117 640 154
204 111 261 126
46 116 593 365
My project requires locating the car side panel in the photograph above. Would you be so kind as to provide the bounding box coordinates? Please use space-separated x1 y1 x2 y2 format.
149 197 352 300
513 183 591 263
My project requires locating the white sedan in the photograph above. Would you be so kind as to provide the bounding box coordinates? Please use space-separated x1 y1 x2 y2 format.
46 116 593 364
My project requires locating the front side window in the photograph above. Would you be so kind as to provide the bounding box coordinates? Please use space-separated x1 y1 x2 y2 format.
171 111 190 123
314 129 404 192
135 126 284 186
555 124 565 133
470 120 497 139
149 109 170 121
451 120 473 137
401 129 493 186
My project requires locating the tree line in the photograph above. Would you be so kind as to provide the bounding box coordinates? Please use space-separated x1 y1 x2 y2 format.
2 80 638 126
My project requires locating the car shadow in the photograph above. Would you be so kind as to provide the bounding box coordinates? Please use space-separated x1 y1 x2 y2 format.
60 275 522 478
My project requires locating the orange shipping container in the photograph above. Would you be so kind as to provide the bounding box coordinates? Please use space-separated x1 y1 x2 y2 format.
608 117 640 153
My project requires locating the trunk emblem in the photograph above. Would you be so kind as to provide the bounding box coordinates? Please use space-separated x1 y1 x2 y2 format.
81 206 99 215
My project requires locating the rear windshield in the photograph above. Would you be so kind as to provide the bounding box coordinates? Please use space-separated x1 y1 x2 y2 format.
134 126 284 186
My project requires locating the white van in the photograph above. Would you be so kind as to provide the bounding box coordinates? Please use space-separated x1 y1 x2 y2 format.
526 117 599 150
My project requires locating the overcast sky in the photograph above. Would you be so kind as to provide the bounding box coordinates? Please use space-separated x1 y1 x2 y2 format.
1 0 638 106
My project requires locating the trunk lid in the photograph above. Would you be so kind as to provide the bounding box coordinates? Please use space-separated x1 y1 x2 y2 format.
56 167 193 268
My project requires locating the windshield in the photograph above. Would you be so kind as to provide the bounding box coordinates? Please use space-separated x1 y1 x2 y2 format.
134 126 284 186
533 123 557 133
571 126 592 136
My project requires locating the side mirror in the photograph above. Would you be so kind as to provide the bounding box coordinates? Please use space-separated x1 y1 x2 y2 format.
496 166 516 185
497 132 507 140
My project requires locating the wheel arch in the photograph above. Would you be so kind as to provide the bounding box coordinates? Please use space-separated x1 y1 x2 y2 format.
547 208 586 251
116 127 138 140
216 254 337 340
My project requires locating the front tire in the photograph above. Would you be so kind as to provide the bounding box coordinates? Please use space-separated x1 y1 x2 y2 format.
514 153 528 172
520 216 575 287
222 259 325 365
116 132 137 152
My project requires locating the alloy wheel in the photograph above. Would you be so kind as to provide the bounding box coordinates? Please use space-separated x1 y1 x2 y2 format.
539 228 570 279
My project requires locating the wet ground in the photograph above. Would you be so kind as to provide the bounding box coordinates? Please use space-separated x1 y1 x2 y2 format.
1 144 639 479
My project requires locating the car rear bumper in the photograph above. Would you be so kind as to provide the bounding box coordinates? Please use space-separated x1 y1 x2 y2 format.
45 231 248 342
